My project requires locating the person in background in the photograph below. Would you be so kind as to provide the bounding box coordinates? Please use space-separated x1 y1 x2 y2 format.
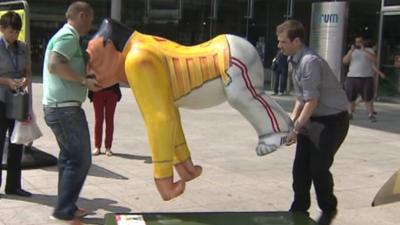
256 36 266 65
343 35 384 122
89 83 121 156
271 49 288 95
42 1 100 224
276 20 349 225
0 11 32 198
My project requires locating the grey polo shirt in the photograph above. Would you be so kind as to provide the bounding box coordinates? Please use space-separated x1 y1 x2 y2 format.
0 37 31 102
289 46 348 116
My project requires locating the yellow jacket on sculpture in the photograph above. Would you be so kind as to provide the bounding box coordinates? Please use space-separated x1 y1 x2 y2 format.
122 32 231 100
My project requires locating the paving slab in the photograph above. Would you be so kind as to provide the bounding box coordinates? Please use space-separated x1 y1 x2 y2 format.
0 82 399 225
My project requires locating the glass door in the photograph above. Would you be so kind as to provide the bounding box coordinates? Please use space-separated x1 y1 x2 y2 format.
378 13 400 97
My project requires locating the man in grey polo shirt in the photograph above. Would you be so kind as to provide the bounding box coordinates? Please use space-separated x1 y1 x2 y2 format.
276 20 349 225
42 1 100 223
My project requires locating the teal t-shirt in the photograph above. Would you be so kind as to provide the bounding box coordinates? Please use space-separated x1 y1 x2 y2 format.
42 23 87 105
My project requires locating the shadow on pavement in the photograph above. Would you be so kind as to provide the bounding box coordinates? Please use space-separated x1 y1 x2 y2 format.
2 194 132 225
43 164 129 180
111 153 152 164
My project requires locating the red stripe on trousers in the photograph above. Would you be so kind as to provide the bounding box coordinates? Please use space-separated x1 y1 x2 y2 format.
231 57 280 132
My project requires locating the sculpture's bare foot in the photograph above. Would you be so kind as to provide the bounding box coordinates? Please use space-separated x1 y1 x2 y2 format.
154 177 185 201
256 132 288 156
174 158 202 182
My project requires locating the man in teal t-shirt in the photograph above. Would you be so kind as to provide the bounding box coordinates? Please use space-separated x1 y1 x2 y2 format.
42 22 87 105
42 2 100 224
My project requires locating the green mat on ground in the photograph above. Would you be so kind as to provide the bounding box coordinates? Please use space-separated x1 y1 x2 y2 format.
104 211 317 225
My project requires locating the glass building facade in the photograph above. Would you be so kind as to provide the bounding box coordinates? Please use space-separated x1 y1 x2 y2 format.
378 1 400 97
18 0 399 96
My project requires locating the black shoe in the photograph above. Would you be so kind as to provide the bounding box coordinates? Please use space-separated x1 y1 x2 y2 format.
317 210 337 225
369 115 377 123
5 188 32 197
288 209 310 217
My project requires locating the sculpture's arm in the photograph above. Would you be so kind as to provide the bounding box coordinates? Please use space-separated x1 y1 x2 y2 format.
124 48 186 200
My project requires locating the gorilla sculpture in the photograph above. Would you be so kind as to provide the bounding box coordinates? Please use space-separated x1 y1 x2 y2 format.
86 18 292 200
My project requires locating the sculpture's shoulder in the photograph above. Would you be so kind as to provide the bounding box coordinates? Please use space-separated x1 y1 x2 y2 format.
128 31 182 54
123 31 164 59
157 34 228 56
127 32 229 57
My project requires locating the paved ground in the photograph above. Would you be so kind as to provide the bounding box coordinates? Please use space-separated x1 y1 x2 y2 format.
1 82 400 225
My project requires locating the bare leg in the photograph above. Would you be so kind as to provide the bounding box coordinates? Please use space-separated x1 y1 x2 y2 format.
348 101 356 120
365 101 374 116
365 101 376 122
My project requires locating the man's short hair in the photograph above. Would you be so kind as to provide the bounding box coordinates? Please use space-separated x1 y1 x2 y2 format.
276 20 305 43
65 1 93 20
354 35 364 40
0 11 22 31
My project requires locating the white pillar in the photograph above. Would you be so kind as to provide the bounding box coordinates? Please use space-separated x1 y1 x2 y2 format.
310 2 348 83
111 0 121 22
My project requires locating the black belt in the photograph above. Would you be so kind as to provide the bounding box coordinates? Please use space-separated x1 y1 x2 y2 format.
311 111 348 120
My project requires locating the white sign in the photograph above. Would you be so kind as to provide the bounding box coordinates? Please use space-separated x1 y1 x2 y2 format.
115 215 147 225
310 1 348 82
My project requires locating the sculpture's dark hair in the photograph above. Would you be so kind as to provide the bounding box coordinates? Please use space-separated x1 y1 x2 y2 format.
94 18 134 52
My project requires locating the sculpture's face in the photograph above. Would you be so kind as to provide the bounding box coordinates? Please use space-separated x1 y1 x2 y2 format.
86 36 125 87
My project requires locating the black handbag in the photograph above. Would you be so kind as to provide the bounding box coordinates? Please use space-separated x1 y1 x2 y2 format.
5 88 29 121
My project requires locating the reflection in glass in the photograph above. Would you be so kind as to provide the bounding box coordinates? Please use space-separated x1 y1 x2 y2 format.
379 15 400 96
384 0 400 7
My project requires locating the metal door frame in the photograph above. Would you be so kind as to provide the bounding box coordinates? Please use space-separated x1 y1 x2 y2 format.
377 4 400 64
